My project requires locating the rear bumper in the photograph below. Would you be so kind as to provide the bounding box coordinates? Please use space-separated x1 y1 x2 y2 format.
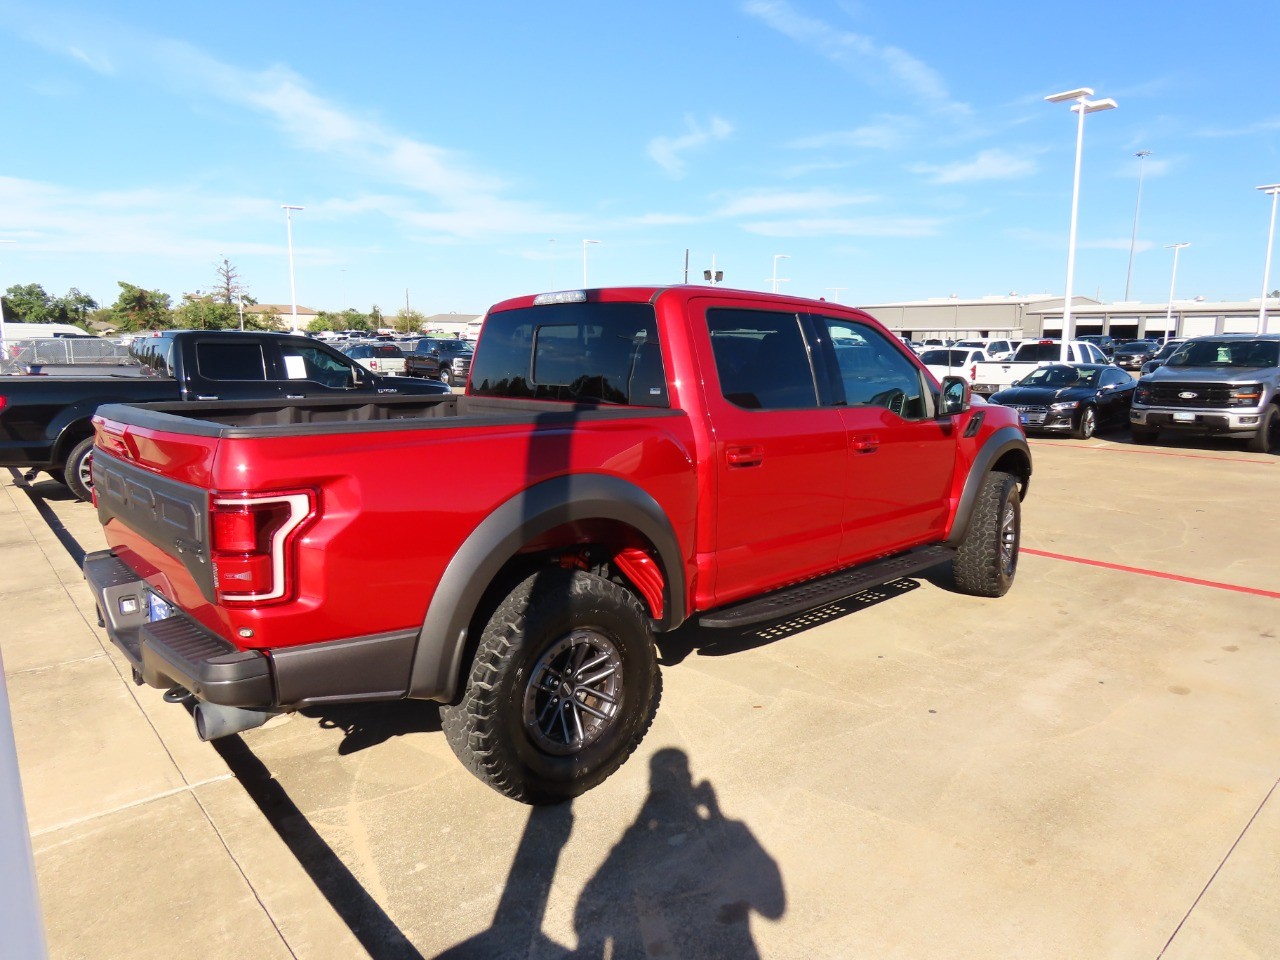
83 549 420 710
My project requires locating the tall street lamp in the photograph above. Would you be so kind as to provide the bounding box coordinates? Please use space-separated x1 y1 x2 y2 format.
0 239 15 357
1045 87 1118 362
282 205 304 330
582 239 600 288
771 254 790 293
1163 242 1189 341
1257 184 1280 334
1125 150 1152 301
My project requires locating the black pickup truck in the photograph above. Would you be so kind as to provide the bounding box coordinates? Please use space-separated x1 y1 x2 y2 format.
404 337 474 386
0 330 449 500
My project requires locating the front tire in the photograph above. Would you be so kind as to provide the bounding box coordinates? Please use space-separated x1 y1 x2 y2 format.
440 569 661 804
1247 405 1278 454
64 437 96 502
953 470 1020 598
1073 405 1097 440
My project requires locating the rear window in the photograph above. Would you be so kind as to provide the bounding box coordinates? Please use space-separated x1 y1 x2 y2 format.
372 344 404 358
195 341 267 380
919 349 969 366
1015 343 1065 362
470 302 667 406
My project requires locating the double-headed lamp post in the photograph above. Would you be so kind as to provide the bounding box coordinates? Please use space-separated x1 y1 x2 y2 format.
582 239 600 288
771 254 790 293
1163 242 1189 342
1257 184 1280 334
1045 87 1118 362
282 205 304 330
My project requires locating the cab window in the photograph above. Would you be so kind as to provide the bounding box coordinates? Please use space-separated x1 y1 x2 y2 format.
195 341 267 381
706 308 817 410
812 316 928 418
279 341 357 388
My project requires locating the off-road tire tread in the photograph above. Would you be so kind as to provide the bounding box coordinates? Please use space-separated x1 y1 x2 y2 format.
440 569 661 804
953 470 1019 598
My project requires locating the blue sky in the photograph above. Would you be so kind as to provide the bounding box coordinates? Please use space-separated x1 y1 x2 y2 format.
2 0 1278 317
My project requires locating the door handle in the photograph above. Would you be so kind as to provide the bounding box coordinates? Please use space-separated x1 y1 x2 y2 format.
851 434 879 454
726 444 764 468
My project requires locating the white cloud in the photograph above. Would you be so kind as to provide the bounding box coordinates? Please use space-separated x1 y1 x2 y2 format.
742 216 942 238
788 118 914 152
911 149 1037 184
647 115 733 177
715 189 877 217
743 0 966 113
67 46 113 74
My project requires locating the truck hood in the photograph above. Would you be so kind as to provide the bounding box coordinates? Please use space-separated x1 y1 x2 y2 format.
1145 365 1277 384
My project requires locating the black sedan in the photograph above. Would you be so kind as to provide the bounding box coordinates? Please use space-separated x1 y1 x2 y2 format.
989 364 1137 439
1113 339 1161 370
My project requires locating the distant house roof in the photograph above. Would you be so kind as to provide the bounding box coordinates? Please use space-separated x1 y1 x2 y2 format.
244 304 320 316
424 313 481 325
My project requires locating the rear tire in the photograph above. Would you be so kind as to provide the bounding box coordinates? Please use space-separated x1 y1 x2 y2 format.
1247 405 1278 454
440 569 661 804
953 470 1020 598
64 437 96 502
438 367 452 387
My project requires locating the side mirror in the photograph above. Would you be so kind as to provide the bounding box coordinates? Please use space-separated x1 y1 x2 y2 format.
1010 379 1021 387
939 376 970 416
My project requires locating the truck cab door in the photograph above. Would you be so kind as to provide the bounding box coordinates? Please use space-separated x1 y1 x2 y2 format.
180 337 284 401
692 302 847 607
807 314 957 563
273 339 384 396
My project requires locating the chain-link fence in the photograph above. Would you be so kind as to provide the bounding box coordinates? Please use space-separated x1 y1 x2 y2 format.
1 337 137 374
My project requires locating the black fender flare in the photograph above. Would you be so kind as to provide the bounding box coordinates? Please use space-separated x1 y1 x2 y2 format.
407 473 688 702
945 426 1032 548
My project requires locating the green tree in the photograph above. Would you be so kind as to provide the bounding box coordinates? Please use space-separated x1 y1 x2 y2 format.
49 288 99 328
394 308 426 334
173 293 238 330
107 282 173 331
2 283 54 322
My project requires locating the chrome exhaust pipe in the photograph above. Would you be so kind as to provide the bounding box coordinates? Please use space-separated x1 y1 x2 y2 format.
193 702 279 741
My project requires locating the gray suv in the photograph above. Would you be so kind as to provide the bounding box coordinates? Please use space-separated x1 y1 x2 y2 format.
1130 334 1280 453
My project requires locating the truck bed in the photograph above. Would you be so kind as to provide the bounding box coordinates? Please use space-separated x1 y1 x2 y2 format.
97 393 681 438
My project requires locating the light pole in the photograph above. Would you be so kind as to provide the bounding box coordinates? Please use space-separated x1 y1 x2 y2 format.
771 254 790 293
282 205 304 330
582 239 599 288
1125 150 1152 301
548 238 556 290
1257 184 1280 334
1163 242 1189 342
1045 87 1117 362
0 240 14 358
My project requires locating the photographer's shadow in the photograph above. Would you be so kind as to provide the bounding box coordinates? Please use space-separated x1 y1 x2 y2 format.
573 748 785 959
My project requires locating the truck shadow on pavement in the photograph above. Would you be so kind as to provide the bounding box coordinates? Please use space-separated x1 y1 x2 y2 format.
302 699 442 755
437 747 786 960
656 576 925 666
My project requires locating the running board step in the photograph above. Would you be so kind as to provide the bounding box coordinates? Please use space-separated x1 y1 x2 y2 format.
698 545 955 629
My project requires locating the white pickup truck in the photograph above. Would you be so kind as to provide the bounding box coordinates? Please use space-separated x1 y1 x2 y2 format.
971 339 1110 397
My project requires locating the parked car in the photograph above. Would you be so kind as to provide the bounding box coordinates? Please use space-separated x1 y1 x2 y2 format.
953 338 1018 361
1113 340 1161 370
340 341 408 376
405 337 474 386
971 339 1110 397
918 347 988 383
1139 338 1187 376
83 284 1032 803
1079 335 1117 359
989 363 1137 439
1130 334 1280 452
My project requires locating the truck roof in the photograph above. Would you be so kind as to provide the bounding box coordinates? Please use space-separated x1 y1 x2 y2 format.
486 285 877 316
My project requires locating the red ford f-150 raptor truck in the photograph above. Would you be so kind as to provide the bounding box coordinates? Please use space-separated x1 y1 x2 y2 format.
83 286 1032 803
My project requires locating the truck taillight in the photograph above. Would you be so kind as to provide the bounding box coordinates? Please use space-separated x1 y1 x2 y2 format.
210 491 315 604
970 363 977 381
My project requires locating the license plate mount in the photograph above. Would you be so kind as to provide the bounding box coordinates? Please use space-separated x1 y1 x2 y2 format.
1173 411 1196 423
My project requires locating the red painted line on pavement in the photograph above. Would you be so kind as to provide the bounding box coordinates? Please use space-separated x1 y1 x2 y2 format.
1022 548 1280 599
1025 439 1270 465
